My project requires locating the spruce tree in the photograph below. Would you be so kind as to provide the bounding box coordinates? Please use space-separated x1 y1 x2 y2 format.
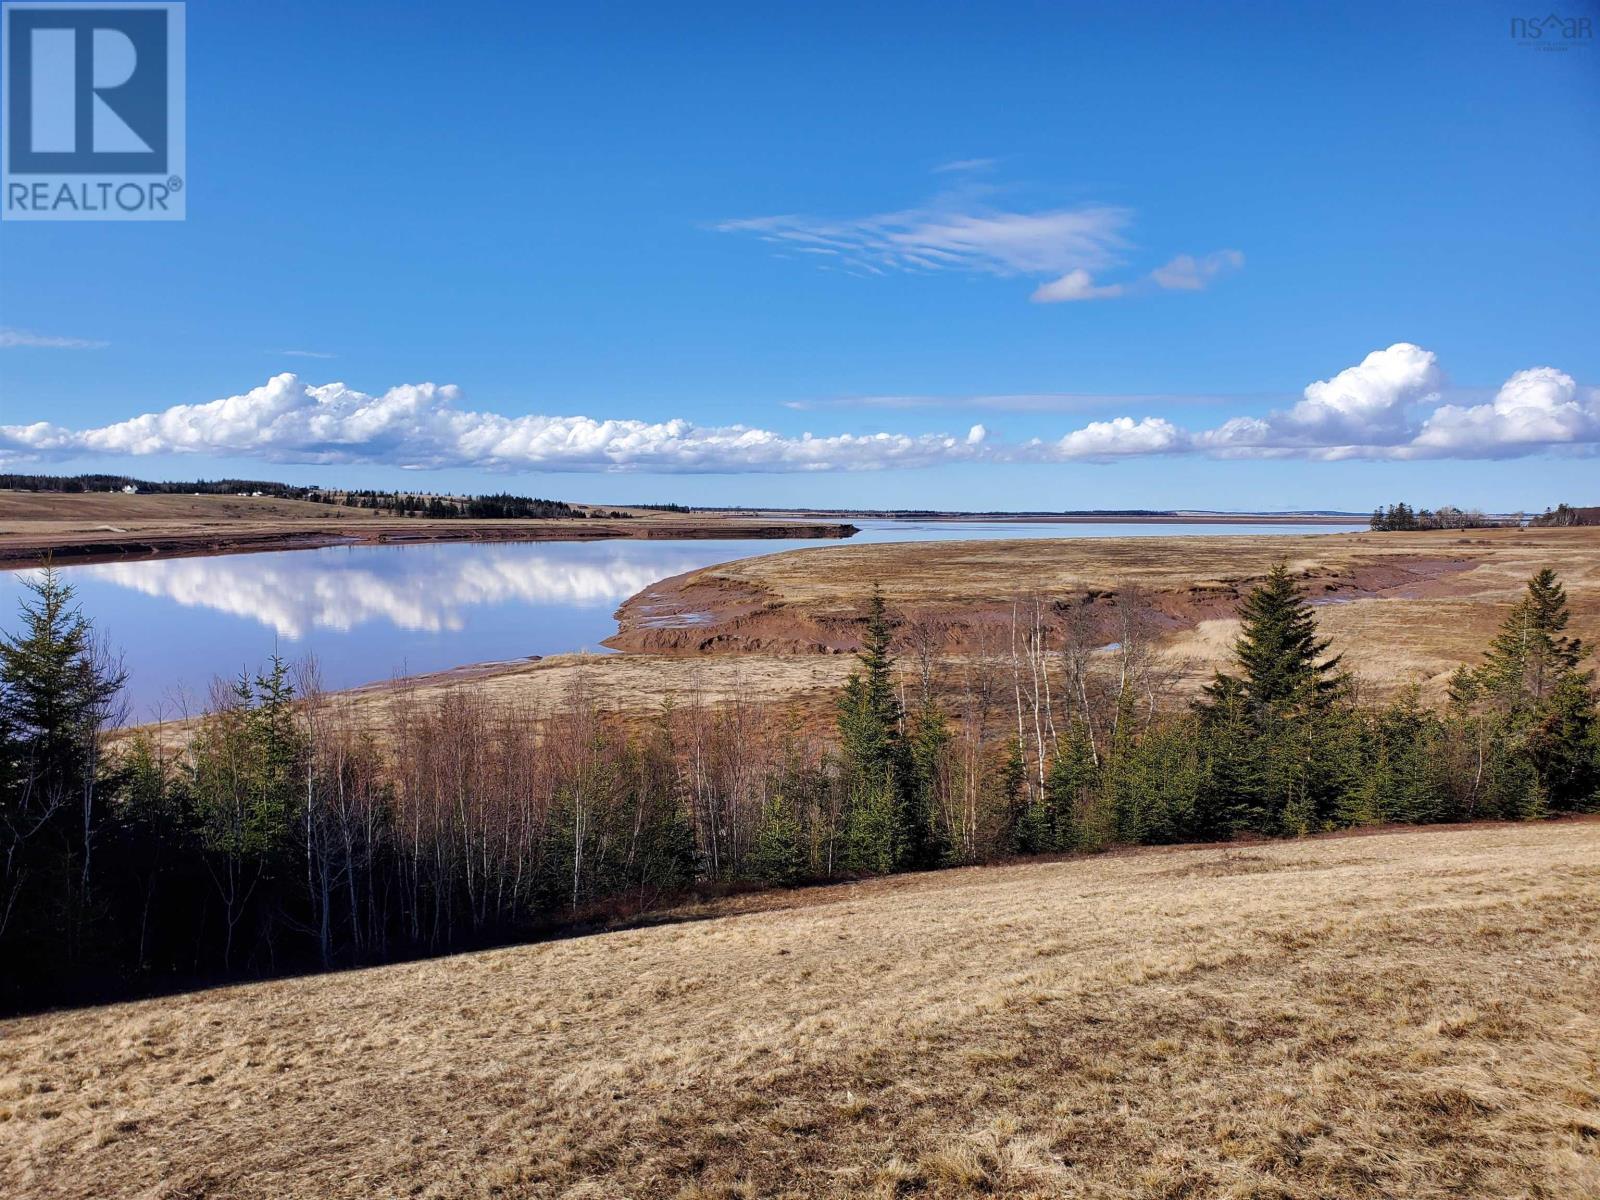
0 567 125 964
835 586 916 871
1199 562 1347 835
1458 568 1597 812
1196 673 1267 835
906 700 950 867
1043 722 1098 850
0 567 125 795
1215 561 1343 714
749 796 805 885
1475 567 1585 709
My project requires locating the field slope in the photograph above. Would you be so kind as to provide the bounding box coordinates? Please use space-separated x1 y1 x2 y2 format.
4 821 1599 1199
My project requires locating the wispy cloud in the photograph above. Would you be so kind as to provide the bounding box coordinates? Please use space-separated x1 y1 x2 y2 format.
0 327 108 349
279 349 337 360
718 181 1242 304
1149 249 1245 292
717 197 1132 289
932 157 997 174
1 347 1589 472
1029 250 1246 304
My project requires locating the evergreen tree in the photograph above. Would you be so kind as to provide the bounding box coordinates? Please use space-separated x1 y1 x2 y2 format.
986 736 1027 856
905 700 951 867
1460 568 1598 810
835 586 915 871
0 567 125 800
185 659 306 968
1213 561 1343 714
0 567 124 972
1524 673 1599 811
1196 673 1267 836
1198 562 1349 835
1474 567 1586 709
749 796 805 885
1042 721 1100 850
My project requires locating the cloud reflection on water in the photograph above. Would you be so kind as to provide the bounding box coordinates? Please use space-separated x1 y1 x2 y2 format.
68 545 714 639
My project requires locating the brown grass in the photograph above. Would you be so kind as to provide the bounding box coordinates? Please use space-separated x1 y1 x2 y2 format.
613 527 1600 701
5 820 1598 1198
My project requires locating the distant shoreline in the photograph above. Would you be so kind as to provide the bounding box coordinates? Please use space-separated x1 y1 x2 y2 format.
0 516 861 571
786 511 1372 525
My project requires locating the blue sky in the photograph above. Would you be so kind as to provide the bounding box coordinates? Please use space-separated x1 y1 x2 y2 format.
1 0 1597 511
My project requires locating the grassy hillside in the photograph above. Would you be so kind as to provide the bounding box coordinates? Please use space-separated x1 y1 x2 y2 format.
3 820 1597 1198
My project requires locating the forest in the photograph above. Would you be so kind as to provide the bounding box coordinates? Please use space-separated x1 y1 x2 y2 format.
1 560 1595 1013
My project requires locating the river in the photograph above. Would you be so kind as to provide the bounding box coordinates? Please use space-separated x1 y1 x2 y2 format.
0 520 1356 720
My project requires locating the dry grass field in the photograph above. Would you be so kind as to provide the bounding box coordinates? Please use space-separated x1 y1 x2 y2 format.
612 526 1600 701
4 820 1598 1199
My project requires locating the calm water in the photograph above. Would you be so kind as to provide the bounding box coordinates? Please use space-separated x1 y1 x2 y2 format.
0 520 1354 720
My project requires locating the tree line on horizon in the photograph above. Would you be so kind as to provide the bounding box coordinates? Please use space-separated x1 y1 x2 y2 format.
1530 503 1599 528
1368 502 1506 531
0 559 1595 1012
0 473 603 520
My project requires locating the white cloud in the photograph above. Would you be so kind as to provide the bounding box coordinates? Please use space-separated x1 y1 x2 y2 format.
0 374 992 474
932 157 997 174
718 201 1132 285
1149 249 1244 291
280 349 337 359
1412 367 1599 458
719 181 1249 305
1 348 1590 473
1029 250 1244 302
0 327 107 349
1198 343 1444 457
1030 269 1126 304
1050 416 1188 459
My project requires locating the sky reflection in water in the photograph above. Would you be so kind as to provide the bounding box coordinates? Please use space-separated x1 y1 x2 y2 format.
0 522 1348 721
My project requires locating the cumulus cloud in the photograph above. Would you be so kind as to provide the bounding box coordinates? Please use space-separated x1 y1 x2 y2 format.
1199 343 1445 457
0 374 993 474
1 347 1591 473
0 326 107 349
1412 367 1599 458
1050 416 1188 459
